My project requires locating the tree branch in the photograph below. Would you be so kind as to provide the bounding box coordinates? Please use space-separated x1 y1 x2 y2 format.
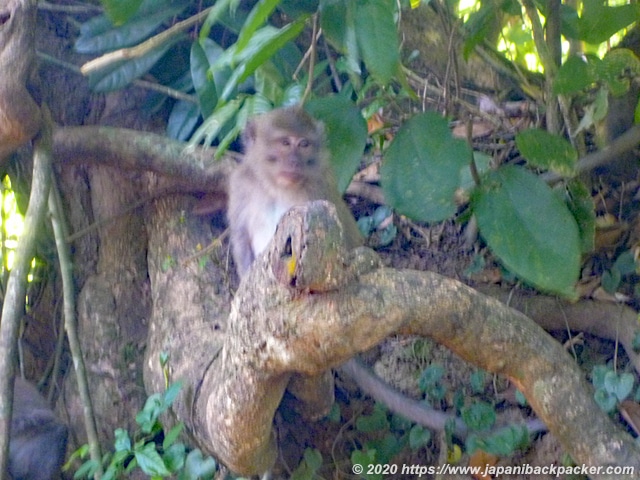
194 201 640 478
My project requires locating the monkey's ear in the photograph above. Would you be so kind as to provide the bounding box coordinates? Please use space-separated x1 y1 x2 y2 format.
242 119 258 149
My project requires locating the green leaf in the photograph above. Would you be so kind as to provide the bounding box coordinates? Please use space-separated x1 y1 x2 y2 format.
188 98 244 148
291 448 323 480
320 0 352 53
381 112 470 222
574 1 640 45
135 393 164 433
554 55 598 95
221 18 308 101
594 388 617 413
181 449 217 480
471 166 580 298
279 0 319 17
162 443 186 472
236 0 283 52
167 100 201 141
200 0 241 40
365 433 405 464
305 96 368 192
354 0 400 84
191 42 218 118
163 423 185 450
613 250 636 276
604 371 635 401
460 402 496 432
88 36 181 92
462 1 501 60
135 443 171 476
591 364 609 389
74 459 101 480
102 0 144 25
76 7 182 54
565 180 595 253
601 268 621 293
515 129 578 176
114 428 131 452
409 425 432 450
469 370 486 394
162 381 183 408
418 364 444 392
466 425 529 456
356 404 390 432
351 449 380 480
515 390 527 406
320 0 361 76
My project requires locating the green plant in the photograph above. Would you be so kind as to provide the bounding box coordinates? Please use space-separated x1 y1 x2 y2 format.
350 403 430 480
69 382 218 480
592 364 635 413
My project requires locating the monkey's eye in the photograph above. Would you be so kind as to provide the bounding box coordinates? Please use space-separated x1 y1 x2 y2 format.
280 138 291 146
299 138 310 148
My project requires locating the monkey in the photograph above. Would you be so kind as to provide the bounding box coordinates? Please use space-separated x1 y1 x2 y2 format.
226 106 546 448
227 106 363 421
228 106 363 277
8 378 68 480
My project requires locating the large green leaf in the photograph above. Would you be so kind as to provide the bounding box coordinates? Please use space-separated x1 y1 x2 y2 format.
190 41 217 117
183 449 218 479
87 37 181 92
167 100 200 141
572 0 640 44
305 96 368 193
199 0 241 40
381 112 470 222
76 6 183 54
319 0 361 78
135 443 171 476
236 0 283 52
553 55 599 95
471 166 580 297
515 128 577 176
219 18 307 101
566 180 596 254
354 0 400 84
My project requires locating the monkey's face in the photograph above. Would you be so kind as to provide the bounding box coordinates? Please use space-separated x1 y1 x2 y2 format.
261 128 322 188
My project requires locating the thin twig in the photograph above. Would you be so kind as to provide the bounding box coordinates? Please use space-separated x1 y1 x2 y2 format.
302 14 319 104
80 6 214 75
49 174 104 479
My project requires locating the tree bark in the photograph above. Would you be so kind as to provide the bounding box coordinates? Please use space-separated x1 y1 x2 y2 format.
141 200 640 478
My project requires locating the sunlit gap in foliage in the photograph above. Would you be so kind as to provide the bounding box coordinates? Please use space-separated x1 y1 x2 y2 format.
457 0 480 22
0 175 38 305
1 175 25 270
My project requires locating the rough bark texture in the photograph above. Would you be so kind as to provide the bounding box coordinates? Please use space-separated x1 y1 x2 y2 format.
140 200 640 478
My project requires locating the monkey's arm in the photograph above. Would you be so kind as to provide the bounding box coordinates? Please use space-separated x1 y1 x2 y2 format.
230 224 255 277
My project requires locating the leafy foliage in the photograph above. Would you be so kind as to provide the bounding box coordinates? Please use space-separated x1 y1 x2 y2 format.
82 0 636 300
381 112 470 223
472 166 581 298
592 365 635 413
70 382 218 480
